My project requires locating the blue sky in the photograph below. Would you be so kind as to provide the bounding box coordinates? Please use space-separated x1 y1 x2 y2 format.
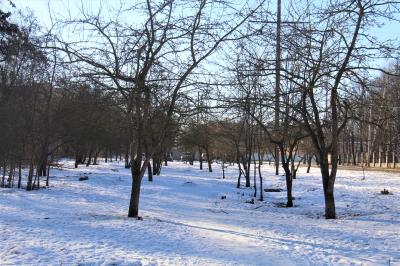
4 0 400 38
2 0 399 70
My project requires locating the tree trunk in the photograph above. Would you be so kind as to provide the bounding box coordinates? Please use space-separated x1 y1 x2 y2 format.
1 161 6 187
26 159 34 191
258 158 263 201
124 148 131 168
148 161 153 182
46 163 50 187
198 146 203 170
222 160 225 179
17 160 22 189
75 153 81 168
243 156 250 187
205 146 212 172
86 150 93 167
7 162 14 188
236 159 244 188
307 154 312 173
128 155 145 218
323 182 336 219
93 151 99 165
321 161 336 219
351 132 356 165
164 153 168 166
128 172 141 218
253 158 257 198
281 161 293 207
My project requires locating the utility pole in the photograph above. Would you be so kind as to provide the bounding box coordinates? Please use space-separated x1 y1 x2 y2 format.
249 0 305 175
274 0 281 175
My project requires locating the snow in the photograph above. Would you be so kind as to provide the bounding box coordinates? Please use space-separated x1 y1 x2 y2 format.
1 160 399 265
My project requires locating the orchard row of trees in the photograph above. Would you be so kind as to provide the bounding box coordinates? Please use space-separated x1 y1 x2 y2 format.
1 0 399 219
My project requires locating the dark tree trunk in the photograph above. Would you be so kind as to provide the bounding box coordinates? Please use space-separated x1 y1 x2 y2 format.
125 148 131 168
189 154 194 165
7 162 14 188
93 151 99 165
153 158 159 175
279 144 293 207
291 158 296 179
86 150 93 167
320 161 336 219
26 159 34 191
38 160 47 177
222 160 225 179
236 159 244 188
17 160 22 189
283 165 293 207
243 157 250 187
205 146 212 172
128 153 145 218
46 163 50 187
164 153 168 166
253 158 257 198
75 153 82 168
128 168 141 218
1 161 6 187
198 146 203 170
148 161 153 182
307 154 312 173
275 146 279 175
351 132 356 165
237 167 242 188
82 154 87 164
258 159 263 201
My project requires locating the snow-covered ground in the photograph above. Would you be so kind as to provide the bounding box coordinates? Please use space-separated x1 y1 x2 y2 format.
0 160 399 265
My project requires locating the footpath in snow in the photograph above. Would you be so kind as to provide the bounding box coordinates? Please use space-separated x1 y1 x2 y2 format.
0 160 399 265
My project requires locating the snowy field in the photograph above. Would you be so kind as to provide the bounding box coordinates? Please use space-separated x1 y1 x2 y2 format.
0 160 399 266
